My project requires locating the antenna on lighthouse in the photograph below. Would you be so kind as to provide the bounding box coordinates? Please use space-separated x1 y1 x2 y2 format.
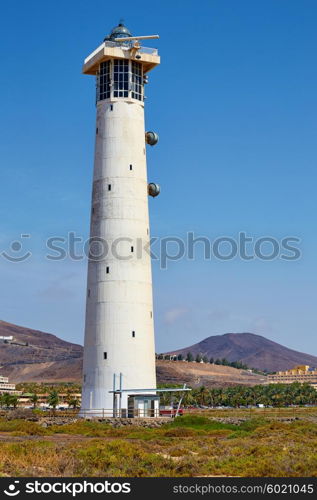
114 35 159 42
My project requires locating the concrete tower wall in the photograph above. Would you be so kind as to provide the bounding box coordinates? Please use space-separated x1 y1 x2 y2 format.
81 99 156 412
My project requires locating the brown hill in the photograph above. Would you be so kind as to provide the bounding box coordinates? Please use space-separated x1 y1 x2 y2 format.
0 321 265 387
166 332 317 372
156 359 265 388
1 321 315 384
0 320 82 382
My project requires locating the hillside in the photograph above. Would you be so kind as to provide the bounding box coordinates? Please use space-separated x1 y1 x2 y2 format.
1 321 316 383
156 359 265 388
0 321 83 382
166 332 317 372
0 321 266 387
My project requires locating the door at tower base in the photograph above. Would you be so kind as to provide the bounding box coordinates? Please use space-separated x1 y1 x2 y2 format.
127 395 160 418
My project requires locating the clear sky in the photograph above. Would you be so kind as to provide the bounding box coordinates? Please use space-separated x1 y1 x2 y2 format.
0 0 316 355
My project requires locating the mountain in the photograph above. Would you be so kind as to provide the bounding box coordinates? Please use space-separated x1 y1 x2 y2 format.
166 332 317 372
0 321 266 387
1 321 315 383
0 320 83 382
0 320 266 387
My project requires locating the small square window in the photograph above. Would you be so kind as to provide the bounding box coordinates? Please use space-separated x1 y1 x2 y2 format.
104 352 107 360
132 331 135 338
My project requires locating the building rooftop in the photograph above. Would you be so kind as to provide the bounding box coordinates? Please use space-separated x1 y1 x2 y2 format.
83 21 160 76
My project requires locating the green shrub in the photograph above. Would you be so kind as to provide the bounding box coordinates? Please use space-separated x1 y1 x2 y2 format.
238 418 267 432
74 440 178 477
32 409 45 416
170 415 237 431
50 420 111 437
163 427 200 437
227 430 250 440
0 419 48 436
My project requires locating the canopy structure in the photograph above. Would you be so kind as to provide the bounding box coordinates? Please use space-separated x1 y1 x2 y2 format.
109 384 191 418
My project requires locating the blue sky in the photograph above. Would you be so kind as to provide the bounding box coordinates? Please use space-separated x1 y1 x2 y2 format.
0 0 316 355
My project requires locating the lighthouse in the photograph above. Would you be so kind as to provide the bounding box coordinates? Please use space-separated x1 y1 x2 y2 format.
80 23 160 417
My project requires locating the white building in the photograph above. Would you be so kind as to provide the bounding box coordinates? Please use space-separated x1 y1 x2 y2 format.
0 375 16 393
80 23 160 417
0 336 13 342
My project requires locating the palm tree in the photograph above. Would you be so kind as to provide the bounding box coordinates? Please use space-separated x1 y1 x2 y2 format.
47 390 59 411
68 398 80 409
30 393 39 409
182 390 195 407
160 391 172 406
65 391 73 407
10 395 19 409
2 393 12 408
197 386 209 406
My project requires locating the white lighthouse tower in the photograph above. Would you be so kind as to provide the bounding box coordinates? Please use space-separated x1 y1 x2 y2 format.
80 23 160 417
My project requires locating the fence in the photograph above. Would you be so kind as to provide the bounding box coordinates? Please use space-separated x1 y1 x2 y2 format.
79 408 163 418
0 408 168 419
1 406 316 419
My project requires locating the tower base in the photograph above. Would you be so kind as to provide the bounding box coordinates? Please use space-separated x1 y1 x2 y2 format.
78 393 160 418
